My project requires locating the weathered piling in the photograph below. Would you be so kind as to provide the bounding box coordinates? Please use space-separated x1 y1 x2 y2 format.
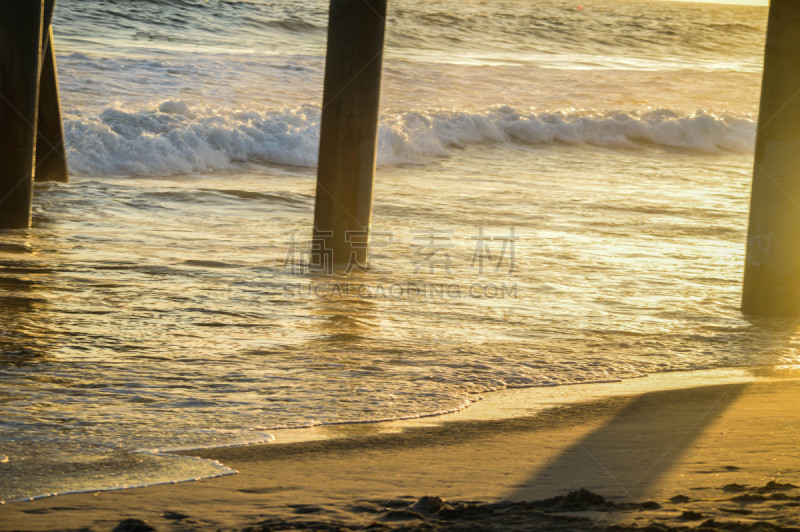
311 0 387 271
742 0 800 315
0 1 45 228
34 24 69 183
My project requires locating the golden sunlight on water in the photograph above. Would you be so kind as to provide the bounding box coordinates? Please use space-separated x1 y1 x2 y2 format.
0 0 783 504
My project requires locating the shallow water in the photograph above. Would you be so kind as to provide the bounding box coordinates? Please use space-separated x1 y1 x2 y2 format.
2 0 795 503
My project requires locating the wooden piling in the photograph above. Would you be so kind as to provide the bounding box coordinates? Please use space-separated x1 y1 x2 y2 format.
312 0 387 271
742 0 800 315
0 1 45 228
34 25 69 183
42 0 56 30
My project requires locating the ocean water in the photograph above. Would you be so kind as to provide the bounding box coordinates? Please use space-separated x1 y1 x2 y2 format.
0 0 787 503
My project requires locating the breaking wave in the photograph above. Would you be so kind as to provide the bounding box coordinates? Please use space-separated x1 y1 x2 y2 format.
64 103 756 176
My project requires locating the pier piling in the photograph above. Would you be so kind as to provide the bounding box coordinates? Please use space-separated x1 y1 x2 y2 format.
35 24 69 184
0 1 45 228
742 0 800 315
312 0 387 270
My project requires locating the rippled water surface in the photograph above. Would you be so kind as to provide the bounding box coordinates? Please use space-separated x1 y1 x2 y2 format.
2 0 794 503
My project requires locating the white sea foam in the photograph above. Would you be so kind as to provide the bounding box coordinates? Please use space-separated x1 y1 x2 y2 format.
64 103 756 176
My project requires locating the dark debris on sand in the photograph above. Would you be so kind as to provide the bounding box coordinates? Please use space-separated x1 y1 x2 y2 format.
243 481 800 532
113 518 157 532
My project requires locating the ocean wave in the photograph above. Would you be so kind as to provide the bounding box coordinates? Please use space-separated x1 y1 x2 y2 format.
64 103 756 176
52 0 765 75
245 17 323 32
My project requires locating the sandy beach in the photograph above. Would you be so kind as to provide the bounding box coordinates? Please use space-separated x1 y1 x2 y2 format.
3 370 800 531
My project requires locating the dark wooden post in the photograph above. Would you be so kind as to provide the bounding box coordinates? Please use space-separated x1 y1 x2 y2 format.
742 0 800 315
0 1 45 228
35 0 68 183
312 0 387 271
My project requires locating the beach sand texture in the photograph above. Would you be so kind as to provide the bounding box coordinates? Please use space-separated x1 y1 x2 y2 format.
3 376 800 531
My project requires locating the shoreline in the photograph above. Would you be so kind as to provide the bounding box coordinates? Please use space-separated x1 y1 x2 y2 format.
254 366 773 446
2 366 770 505
3 367 800 530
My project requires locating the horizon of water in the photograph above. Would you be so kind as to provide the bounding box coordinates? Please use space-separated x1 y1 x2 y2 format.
3 0 794 503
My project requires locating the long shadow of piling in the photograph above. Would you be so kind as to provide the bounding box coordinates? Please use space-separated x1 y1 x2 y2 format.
507 381 746 502
507 318 798 503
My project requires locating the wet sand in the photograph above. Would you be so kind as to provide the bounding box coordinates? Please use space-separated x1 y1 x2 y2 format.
3 374 800 531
